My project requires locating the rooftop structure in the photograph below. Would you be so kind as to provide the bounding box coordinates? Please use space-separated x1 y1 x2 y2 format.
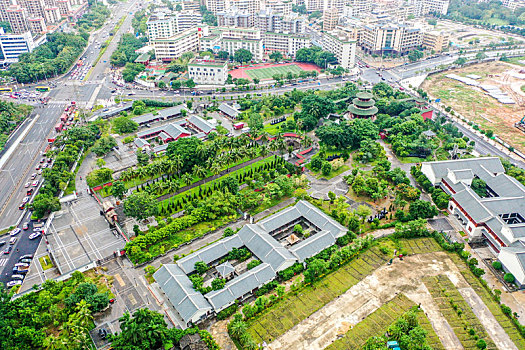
188 57 228 85
421 157 525 287
347 91 378 119
154 200 347 327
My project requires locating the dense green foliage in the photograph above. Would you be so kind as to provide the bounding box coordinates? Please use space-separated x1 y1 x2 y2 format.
122 62 146 82
110 33 147 67
234 48 253 64
31 124 101 218
9 33 88 83
0 271 108 349
296 46 337 68
76 3 110 31
109 308 219 350
0 101 32 151
445 0 525 27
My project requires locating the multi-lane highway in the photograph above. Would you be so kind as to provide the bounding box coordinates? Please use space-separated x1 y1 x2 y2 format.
0 0 143 287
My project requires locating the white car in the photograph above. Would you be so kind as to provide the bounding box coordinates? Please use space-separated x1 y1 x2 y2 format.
10 228 21 236
25 182 30 188
22 196 30 203
29 232 41 240
6 280 22 288
32 180 39 187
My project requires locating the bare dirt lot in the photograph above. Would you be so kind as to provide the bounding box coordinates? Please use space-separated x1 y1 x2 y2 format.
267 251 515 350
421 61 525 153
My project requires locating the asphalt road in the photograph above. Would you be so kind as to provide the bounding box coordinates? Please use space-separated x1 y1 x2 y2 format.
0 0 143 286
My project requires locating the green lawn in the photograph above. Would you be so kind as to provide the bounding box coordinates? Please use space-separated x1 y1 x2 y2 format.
263 116 294 135
245 64 304 80
39 255 54 271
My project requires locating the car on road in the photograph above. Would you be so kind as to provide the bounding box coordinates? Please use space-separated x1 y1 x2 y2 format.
35 164 41 170
0 241 6 247
10 228 21 236
32 180 39 187
22 222 29 230
14 263 29 269
11 274 24 280
19 254 33 260
9 237 17 245
40 158 45 163
25 182 30 188
6 280 22 288
26 188 34 196
29 232 41 240
19 202 26 210
4 246 12 254
31 173 37 180
37 169 42 175
22 196 30 203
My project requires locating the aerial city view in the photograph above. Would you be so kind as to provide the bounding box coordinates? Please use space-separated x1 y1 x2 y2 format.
3 0 525 348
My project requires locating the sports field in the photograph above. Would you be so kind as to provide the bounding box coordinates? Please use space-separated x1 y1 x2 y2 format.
245 64 304 80
229 62 320 81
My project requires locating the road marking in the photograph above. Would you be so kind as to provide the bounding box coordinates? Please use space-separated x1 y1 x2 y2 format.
0 258 8 267
0 114 40 170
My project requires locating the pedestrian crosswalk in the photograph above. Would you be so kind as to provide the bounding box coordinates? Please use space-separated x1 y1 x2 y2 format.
0 258 8 267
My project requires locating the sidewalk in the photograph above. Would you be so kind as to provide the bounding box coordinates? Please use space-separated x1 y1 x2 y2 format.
144 197 296 270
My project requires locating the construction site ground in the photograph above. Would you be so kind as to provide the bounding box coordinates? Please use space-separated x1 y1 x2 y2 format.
210 237 525 350
421 61 525 153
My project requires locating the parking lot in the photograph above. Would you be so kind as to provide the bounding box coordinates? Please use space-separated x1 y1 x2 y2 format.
46 194 125 274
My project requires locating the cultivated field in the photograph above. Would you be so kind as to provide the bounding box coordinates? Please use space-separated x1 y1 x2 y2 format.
421 61 525 153
221 236 525 350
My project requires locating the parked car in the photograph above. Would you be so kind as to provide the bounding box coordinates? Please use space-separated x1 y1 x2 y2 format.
22 222 29 230
6 280 22 288
4 246 12 254
11 274 24 280
19 254 33 260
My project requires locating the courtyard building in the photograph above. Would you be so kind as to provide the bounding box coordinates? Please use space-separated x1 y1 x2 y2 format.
421 157 525 288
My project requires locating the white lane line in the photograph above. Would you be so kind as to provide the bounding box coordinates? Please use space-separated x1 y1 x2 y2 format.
0 114 40 169
0 258 7 266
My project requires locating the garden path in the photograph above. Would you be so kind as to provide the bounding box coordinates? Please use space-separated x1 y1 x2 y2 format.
458 286 518 350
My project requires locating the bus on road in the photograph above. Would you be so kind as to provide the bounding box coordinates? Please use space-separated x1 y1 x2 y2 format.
0 87 13 93
35 86 50 92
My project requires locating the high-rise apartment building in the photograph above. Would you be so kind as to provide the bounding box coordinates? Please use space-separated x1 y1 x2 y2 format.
411 0 449 16
151 26 206 61
263 0 292 15
7 5 30 34
360 22 421 55
422 31 448 52
147 11 203 40
323 7 339 31
217 7 252 27
321 29 356 69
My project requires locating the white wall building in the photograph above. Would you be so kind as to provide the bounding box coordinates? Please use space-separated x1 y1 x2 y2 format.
321 29 356 69
188 57 228 85
0 28 37 62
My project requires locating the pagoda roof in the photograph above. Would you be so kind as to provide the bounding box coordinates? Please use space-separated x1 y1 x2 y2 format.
348 105 378 116
356 91 374 100
352 97 375 107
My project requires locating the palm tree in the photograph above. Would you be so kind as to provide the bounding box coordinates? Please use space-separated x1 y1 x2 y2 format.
43 335 65 350
260 144 269 157
74 300 93 329
172 155 183 177
182 173 193 187
193 165 207 181
166 180 180 194
301 134 313 148
210 162 222 176
229 320 248 339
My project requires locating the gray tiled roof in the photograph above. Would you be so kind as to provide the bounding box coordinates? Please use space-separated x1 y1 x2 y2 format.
216 262 235 278
289 230 337 262
422 157 505 183
238 225 296 272
153 264 212 325
132 113 157 124
158 105 186 119
259 207 301 232
452 188 492 223
177 235 244 274
136 123 188 139
134 138 149 148
219 103 240 117
187 115 215 134
205 263 276 311
451 169 473 181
